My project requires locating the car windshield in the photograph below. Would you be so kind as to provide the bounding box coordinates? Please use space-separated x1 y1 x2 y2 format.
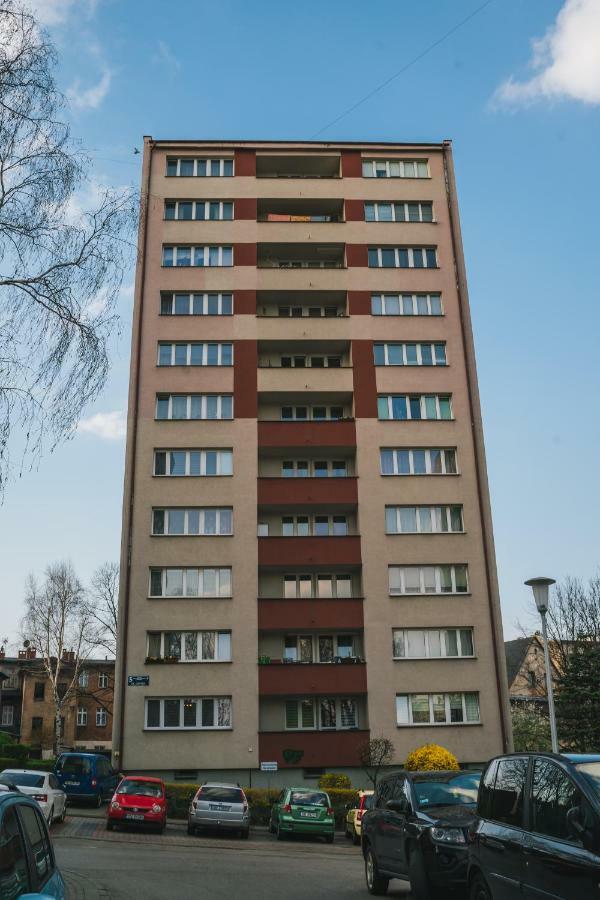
413 772 481 808
199 787 243 803
575 762 600 801
57 756 91 775
2 773 45 788
117 780 162 798
290 791 328 807
363 794 374 810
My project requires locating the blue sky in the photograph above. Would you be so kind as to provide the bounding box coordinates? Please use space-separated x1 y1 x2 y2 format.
1 0 599 647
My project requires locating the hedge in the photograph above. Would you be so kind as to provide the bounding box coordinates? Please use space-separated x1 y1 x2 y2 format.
1 744 29 763
164 784 359 829
0 757 55 773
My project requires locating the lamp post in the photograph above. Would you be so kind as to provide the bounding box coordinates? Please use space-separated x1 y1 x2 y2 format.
525 577 558 753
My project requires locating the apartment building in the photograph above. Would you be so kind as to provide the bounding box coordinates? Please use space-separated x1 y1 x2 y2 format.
113 139 511 784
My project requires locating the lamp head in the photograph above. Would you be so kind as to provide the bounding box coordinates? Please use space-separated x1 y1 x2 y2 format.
525 577 556 615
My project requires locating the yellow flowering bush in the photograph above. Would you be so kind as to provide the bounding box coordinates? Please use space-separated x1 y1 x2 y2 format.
405 743 460 771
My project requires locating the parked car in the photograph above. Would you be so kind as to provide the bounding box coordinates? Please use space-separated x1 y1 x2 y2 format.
54 752 118 807
0 770 66 827
0 775 22 793
187 783 250 839
468 751 600 900
106 776 167 833
361 768 482 898
269 787 335 843
0 790 66 897
346 790 374 845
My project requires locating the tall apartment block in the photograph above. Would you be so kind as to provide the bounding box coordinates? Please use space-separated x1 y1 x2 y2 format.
113 139 511 783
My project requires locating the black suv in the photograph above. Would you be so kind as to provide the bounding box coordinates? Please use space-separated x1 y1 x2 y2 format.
361 768 481 897
468 752 600 899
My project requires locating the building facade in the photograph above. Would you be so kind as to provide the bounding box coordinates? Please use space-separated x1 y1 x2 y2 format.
114 139 511 784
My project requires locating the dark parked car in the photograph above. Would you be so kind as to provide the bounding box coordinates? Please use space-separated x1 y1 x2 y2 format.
468 752 600 900
0 790 65 897
361 768 481 897
54 752 118 807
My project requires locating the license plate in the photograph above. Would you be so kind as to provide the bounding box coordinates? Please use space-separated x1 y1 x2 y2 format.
209 804 230 811
64 782 79 787
299 811 318 818
125 813 145 821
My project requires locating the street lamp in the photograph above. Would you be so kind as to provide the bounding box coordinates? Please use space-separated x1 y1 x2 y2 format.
525 577 558 753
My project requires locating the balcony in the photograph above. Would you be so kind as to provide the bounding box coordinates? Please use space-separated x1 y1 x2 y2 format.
258 536 361 567
258 729 369 768
256 155 340 179
258 419 356 449
259 661 367 696
256 290 347 319
257 199 344 223
257 477 358 507
258 366 353 394
257 243 345 269
258 598 364 631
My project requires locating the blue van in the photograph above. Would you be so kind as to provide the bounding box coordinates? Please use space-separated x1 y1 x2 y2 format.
54 753 118 807
0 790 65 897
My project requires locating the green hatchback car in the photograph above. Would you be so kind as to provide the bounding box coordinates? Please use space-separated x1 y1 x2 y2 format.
269 787 335 843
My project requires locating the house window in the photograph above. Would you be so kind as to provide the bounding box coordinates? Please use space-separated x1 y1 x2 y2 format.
96 708 108 727
362 159 429 178
165 200 233 221
385 505 464 534
380 448 457 476
77 707 88 726
31 716 43 731
149 567 232 598
78 672 89 688
279 355 341 368
283 573 352 598
367 247 437 268
283 634 356 662
373 343 446 366
152 508 232 536
281 515 347 536
371 293 442 316
1 706 14 726
280 406 345 421
393 628 474 659
157 343 233 366
377 394 452 421
145 697 232 730
162 245 233 267
147 631 232 663
396 692 480 726
160 292 233 316
389 564 468 595
155 394 233 421
166 157 234 177
98 672 109 689
364 201 433 222
33 682 45 701
285 697 357 730
281 459 347 478
154 449 233 477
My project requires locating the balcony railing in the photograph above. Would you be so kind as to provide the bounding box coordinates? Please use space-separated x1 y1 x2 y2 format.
257 476 358 506
258 419 357 449
258 729 369 767
258 535 361 567
258 259 344 269
258 597 365 631
259 661 367 696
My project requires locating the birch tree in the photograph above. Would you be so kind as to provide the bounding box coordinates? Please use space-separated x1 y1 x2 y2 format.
85 561 119 657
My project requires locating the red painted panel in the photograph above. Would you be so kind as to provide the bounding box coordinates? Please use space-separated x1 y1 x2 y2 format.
257 477 357 507
234 243 257 266
234 340 257 417
258 730 370 768
234 149 256 176
341 151 362 178
346 244 368 267
348 291 371 315
345 199 364 222
235 290 256 314
235 198 257 220
258 420 356 449
258 536 361 567
352 341 377 418
258 598 364 631
259 663 367 696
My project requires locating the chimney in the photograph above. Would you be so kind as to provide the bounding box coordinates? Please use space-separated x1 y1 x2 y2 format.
0 646 5 658
27 648 36 659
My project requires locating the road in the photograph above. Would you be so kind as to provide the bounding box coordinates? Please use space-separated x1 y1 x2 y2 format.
54 818 412 899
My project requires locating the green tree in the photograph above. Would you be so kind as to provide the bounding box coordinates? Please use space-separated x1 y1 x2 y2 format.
511 705 552 752
555 643 600 752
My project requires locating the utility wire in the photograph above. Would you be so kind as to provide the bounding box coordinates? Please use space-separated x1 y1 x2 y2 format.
310 0 495 139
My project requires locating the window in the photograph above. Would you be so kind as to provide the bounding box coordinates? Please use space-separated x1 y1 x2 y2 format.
166 157 234 177
162 245 233 267
491 758 528 827
389 564 468 595
0 806 31 894
155 394 233 421
386 505 464 534
368 247 437 268
365 201 433 222
1 705 14 726
98 672 109 689
31 716 43 731
154 449 233 477
374 343 446 366
281 459 347 477
147 631 231 663
279 355 342 368
285 697 357 730
277 305 340 318
19 804 52 883
380 448 457 476
157 343 233 366
151 508 233 536
33 682 45 701
280 405 345 421
150 567 232 599
165 200 233 221
396 692 480 725
283 573 352 599
281 515 348 536
145 697 232 730
78 671 89 687
96 708 108 727
160 292 233 316
377 394 452 421
531 759 587 842
77 707 87 726
362 159 429 178
283 634 356 662
393 628 474 659
371 293 442 316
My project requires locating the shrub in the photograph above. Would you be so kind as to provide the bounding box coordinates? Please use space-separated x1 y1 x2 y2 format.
405 743 459 772
0 757 55 773
318 772 352 790
2 743 29 763
0 732 15 746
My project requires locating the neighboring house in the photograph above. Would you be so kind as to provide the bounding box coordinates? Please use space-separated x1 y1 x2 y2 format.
0 647 38 741
504 635 560 709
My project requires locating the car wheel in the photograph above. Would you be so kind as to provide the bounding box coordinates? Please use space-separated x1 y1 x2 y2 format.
58 803 67 824
276 821 285 841
365 847 389 896
325 833 334 844
95 793 102 809
187 822 196 836
408 846 442 900
47 806 54 827
240 829 249 840
268 818 275 834
352 826 361 846
469 872 492 900
106 820 114 831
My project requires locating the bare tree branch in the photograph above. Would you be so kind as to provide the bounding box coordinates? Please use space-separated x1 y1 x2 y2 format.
85 561 119 657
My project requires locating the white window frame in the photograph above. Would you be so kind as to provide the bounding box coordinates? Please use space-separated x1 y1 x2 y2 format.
165 200 234 221
385 505 464 534
282 573 352 599
152 508 233 536
279 355 342 368
284 697 358 730
280 405 345 421
96 707 107 727
160 293 233 316
362 159 429 178
388 564 469 596
166 158 234 177
157 343 233 367
162 245 233 267
395 692 480 726
155 394 233 421
374 343 447 367
149 567 232 598
281 514 348 536
371 293 442 316
144 697 232 730
280 459 347 478
154 449 233 477
1 705 14 726
78 672 89 688
380 448 458 476
392 628 475 659
76 707 87 726
368 246 437 268
98 672 109 689
378 395 453 421
364 201 434 222
147 631 232 663
282 633 357 662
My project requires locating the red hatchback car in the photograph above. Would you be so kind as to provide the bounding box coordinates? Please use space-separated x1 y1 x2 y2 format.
106 776 167 833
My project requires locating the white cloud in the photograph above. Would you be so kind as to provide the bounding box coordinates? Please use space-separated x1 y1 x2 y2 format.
25 0 97 26
494 0 600 106
153 40 181 72
67 68 112 111
78 410 126 440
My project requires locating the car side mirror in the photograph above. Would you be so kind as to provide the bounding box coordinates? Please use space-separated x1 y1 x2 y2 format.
386 798 408 814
